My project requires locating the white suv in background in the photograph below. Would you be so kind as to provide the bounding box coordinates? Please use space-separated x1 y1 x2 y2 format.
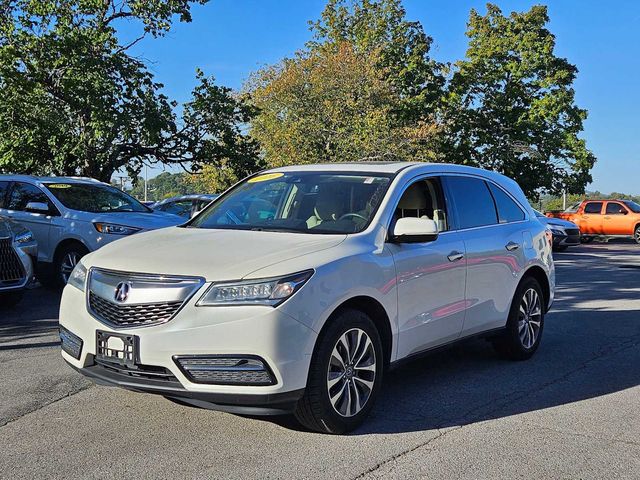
0 176 183 286
59 163 555 433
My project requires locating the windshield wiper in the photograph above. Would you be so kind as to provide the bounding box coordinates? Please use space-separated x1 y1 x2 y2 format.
250 227 304 233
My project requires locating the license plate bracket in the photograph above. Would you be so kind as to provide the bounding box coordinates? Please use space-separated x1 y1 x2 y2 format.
95 330 139 368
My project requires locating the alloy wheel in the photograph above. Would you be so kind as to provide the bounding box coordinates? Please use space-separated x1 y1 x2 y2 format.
327 328 376 417
60 251 81 284
518 288 542 349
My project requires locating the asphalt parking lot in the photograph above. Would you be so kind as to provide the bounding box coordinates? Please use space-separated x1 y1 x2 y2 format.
1 242 639 479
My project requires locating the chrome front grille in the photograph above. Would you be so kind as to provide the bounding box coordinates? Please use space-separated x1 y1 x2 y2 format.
89 292 182 327
87 268 204 328
0 237 25 286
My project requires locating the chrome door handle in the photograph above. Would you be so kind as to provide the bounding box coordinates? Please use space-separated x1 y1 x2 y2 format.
447 251 464 262
604 216 611 219
505 241 520 251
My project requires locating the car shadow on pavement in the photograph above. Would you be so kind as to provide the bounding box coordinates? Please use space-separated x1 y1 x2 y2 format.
0 288 61 344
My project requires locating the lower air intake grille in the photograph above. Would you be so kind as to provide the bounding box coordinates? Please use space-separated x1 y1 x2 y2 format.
89 291 182 327
174 356 276 386
0 237 25 286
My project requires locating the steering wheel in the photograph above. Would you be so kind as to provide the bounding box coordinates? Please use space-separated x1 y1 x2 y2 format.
338 213 368 222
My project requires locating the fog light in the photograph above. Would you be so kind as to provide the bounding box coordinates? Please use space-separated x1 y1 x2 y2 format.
174 356 276 386
60 325 83 360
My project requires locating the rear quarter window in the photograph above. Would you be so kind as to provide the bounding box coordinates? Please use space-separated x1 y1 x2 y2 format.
487 183 525 223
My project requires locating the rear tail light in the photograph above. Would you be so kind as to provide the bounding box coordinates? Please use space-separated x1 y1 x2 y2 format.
174 356 276 386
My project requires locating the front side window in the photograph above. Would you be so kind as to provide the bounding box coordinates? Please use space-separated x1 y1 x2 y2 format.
623 201 640 213
606 202 627 215
189 171 392 234
393 177 449 232
445 176 498 229
44 183 150 213
7 182 51 211
487 183 525 223
584 202 603 214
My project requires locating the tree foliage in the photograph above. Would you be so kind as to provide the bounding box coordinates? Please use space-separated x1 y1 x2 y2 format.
248 42 439 166
247 0 442 167
442 4 595 198
0 0 259 182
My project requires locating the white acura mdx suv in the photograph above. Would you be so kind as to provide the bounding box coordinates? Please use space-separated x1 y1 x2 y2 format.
59 162 555 433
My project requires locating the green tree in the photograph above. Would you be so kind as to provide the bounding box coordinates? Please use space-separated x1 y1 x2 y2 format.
247 0 442 167
310 0 444 124
0 0 259 182
442 4 596 198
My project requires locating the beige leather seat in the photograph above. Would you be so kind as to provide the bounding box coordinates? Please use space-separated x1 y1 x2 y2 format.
307 191 344 228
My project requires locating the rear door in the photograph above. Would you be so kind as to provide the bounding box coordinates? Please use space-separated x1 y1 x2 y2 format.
579 201 604 234
603 201 631 235
5 182 57 262
445 175 528 335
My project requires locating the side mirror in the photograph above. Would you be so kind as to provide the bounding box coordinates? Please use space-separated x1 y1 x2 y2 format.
391 217 439 243
622 210 628 215
25 201 50 214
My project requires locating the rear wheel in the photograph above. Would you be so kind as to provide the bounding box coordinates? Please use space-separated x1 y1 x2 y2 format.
634 226 640 244
493 277 545 361
580 236 594 243
294 309 384 434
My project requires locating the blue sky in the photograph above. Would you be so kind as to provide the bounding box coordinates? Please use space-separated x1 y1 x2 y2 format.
120 0 640 194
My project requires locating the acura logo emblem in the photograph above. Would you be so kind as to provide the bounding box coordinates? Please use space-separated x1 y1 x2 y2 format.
114 282 131 303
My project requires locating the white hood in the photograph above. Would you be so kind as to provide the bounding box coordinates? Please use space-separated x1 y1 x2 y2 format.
85 227 346 281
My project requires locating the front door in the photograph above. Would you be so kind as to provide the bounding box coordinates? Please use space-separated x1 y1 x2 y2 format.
603 201 630 235
388 177 467 358
4 182 55 263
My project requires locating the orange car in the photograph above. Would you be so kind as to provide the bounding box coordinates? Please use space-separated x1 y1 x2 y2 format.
546 199 640 243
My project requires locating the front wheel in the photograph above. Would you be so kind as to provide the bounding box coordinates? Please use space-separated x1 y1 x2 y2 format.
294 309 384 434
53 244 89 287
634 226 640 244
493 277 545 361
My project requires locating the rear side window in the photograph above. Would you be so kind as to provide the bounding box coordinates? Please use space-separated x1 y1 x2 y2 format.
7 182 51 211
605 202 627 214
487 183 525 223
584 202 603 214
0 181 9 208
446 176 498 229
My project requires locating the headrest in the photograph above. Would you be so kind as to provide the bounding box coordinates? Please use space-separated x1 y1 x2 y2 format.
398 183 428 210
314 190 343 221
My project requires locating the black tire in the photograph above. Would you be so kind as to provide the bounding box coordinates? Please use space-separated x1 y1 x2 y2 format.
580 236 594 244
634 226 640 244
0 290 24 308
294 308 384 434
492 277 545 361
553 245 568 252
52 243 89 288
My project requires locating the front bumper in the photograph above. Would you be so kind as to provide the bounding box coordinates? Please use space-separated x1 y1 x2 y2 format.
59 284 316 414
552 233 580 247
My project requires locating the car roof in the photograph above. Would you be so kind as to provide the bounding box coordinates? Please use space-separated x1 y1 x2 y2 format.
269 162 419 174
0 174 105 185
154 194 218 204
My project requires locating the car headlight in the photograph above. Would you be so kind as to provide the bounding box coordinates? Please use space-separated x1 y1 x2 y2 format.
14 230 35 244
550 228 565 236
94 223 141 235
197 270 314 307
67 261 88 291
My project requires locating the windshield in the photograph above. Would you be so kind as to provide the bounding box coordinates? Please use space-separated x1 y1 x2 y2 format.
44 183 150 213
188 171 393 234
623 200 640 213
